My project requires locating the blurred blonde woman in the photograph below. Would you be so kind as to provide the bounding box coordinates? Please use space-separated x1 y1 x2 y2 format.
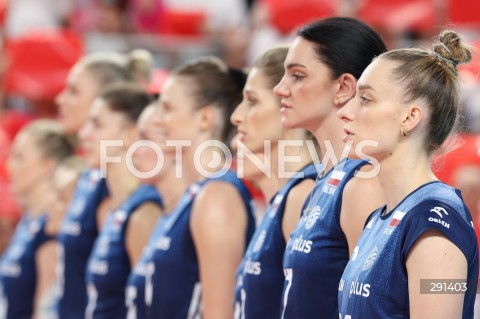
80 83 163 318
125 102 189 318
54 49 153 318
0 120 75 319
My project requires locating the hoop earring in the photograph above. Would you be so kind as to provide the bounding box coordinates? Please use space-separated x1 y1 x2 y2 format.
401 128 409 137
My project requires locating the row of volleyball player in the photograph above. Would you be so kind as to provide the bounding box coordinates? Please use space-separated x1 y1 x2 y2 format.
1 16 478 319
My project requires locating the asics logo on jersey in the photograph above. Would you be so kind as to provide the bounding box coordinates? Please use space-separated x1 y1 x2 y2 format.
304 205 321 230
430 207 448 218
361 247 377 271
155 236 171 251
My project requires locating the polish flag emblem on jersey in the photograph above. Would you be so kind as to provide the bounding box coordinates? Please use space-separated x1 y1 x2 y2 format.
113 210 128 231
327 170 346 187
389 211 406 227
89 169 101 184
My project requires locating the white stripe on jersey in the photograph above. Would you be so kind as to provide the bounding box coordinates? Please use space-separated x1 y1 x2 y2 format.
187 282 202 319
85 283 98 319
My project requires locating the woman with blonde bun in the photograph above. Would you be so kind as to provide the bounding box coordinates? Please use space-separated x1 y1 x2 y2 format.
54 49 154 318
338 30 478 318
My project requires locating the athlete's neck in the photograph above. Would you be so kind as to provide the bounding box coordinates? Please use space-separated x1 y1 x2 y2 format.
311 113 348 174
22 179 52 217
376 145 437 212
155 165 188 214
256 174 279 204
105 155 139 210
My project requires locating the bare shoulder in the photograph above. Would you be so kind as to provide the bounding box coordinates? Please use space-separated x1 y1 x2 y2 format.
284 178 316 220
37 240 56 258
282 178 316 241
190 180 249 238
407 229 467 318
130 202 163 224
192 181 245 219
125 202 163 266
340 164 385 253
407 229 467 269
287 179 316 205
343 164 384 210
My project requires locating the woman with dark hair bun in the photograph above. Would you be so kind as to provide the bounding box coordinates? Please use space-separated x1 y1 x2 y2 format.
273 17 387 318
231 46 320 319
338 30 478 318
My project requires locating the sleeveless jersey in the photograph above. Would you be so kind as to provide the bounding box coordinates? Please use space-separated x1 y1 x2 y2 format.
281 159 367 319
85 185 162 319
233 163 320 319
0 213 52 319
126 170 255 319
338 181 479 319
55 169 108 318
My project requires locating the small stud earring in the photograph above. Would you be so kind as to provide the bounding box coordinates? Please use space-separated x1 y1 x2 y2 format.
401 128 409 136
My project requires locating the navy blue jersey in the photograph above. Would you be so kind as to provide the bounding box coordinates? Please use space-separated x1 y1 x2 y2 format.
338 181 479 319
55 169 108 318
85 185 162 319
281 159 367 319
0 213 52 319
126 170 255 319
233 163 320 319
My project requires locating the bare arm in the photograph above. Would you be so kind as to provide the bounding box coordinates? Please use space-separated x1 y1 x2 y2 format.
340 165 385 255
281 179 316 242
407 230 467 318
190 181 248 319
125 202 163 267
33 240 57 318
